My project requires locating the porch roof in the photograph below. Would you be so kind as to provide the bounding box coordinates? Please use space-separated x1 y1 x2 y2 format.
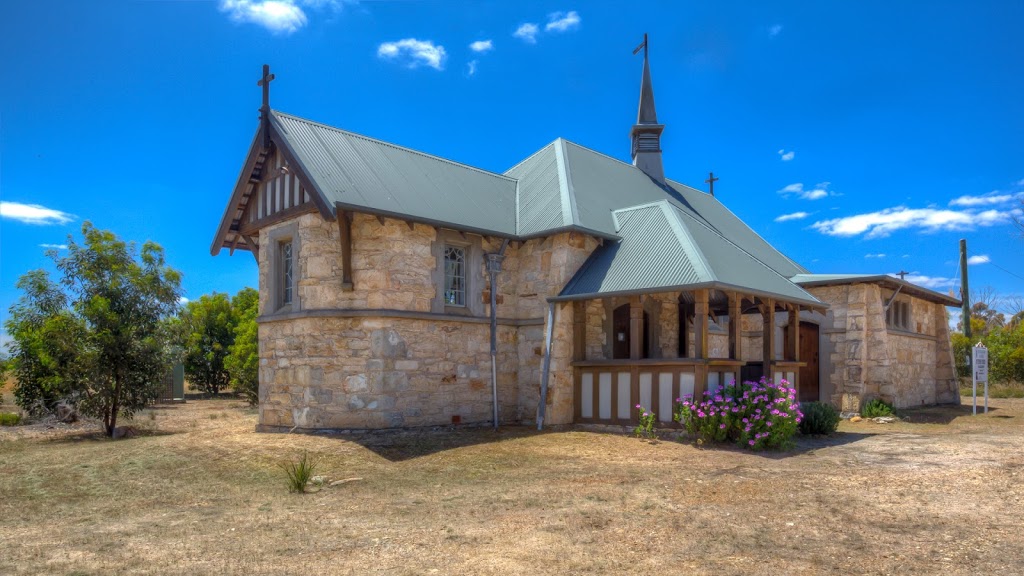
791 273 962 306
552 200 824 308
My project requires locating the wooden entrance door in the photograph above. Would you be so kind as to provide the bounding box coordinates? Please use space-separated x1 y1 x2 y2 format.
612 305 630 359
612 304 649 359
798 322 819 402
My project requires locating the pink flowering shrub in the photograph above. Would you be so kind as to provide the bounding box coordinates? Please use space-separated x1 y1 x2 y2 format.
634 404 657 439
674 377 803 451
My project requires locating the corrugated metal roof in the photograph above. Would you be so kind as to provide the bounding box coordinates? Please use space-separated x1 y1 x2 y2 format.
271 111 519 236
504 141 566 235
557 201 821 306
791 274 961 306
505 139 807 277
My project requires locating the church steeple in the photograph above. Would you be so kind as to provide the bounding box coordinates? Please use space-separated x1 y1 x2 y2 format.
630 34 665 182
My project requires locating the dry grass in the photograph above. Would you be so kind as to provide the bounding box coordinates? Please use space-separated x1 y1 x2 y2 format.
1 397 1023 575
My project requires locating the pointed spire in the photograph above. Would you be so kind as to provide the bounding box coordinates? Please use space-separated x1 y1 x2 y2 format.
630 34 665 182
637 38 658 124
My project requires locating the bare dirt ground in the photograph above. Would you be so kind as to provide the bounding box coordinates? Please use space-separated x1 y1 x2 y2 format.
1 395 1022 576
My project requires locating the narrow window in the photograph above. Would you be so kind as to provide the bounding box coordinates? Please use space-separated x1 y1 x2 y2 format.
444 245 466 307
281 240 293 306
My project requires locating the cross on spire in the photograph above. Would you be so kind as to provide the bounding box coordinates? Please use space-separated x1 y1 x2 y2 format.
705 172 719 196
257 64 275 148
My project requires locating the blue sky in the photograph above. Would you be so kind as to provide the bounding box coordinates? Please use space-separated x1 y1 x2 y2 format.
2 0 1023 339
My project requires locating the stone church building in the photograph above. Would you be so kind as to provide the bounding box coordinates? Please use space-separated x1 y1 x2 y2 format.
211 52 959 432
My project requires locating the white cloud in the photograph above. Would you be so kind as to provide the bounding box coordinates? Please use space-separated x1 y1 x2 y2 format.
466 60 478 76
469 39 493 53
39 243 68 250
1 201 75 225
949 191 1024 207
179 297 190 305
769 24 783 37
865 253 886 258
545 11 581 33
967 254 991 265
219 0 308 34
778 182 833 201
777 149 795 161
898 274 958 290
811 206 1021 238
377 39 447 70
513 23 539 44
774 211 810 222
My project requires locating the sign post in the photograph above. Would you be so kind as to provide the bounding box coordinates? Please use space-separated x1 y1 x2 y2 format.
972 342 989 415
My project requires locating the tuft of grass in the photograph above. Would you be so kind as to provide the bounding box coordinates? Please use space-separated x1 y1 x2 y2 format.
799 402 840 435
0 412 21 426
861 398 894 418
281 452 319 494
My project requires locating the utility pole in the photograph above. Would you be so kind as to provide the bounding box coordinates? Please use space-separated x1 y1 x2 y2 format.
960 239 972 375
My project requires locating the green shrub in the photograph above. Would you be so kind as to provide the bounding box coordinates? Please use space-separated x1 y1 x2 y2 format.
861 398 894 418
0 413 22 426
281 452 319 494
799 402 839 435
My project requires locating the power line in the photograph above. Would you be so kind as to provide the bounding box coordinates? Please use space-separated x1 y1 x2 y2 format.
990 261 1024 282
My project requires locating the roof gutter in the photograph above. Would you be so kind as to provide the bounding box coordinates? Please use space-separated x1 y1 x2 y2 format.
547 281 827 312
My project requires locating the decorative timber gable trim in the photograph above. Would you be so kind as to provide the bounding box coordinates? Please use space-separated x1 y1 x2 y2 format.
210 121 334 257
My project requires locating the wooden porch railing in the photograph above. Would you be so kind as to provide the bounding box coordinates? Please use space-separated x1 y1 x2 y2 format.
573 358 800 425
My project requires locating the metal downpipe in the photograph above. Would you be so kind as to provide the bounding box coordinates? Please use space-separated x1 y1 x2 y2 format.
537 301 556 431
487 241 508 430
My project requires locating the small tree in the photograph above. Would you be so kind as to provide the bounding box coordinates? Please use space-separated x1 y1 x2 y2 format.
225 288 259 404
180 293 236 395
5 223 182 436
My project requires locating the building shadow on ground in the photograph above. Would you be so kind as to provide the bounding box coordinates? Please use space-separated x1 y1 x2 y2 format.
311 424 556 462
898 402 1002 425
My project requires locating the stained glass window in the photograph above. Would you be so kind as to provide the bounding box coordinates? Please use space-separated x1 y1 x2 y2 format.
444 246 466 306
281 241 293 306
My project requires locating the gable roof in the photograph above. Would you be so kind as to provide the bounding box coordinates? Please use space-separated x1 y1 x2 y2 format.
505 138 807 277
271 111 520 236
554 200 821 307
791 274 961 306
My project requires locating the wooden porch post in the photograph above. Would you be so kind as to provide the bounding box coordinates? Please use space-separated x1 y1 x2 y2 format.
629 296 643 360
694 289 709 359
728 292 742 361
762 298 775 375
788 304 800 392
787 305 799 362
573 300 586 362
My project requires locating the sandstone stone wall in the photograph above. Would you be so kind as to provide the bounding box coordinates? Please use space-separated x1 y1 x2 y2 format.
258 316 519 429
256 211 598 429
807 284 959 410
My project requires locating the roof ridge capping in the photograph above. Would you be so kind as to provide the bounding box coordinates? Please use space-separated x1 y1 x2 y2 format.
664 201 820 302
271 110 518 183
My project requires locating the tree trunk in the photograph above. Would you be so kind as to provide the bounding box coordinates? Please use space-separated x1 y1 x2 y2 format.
107 374 122 437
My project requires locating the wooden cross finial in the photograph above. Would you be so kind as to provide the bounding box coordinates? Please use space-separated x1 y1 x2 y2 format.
257 64 275 148
258 64 275 112
633 33 648 58
705 171 719 196
897 270 909 281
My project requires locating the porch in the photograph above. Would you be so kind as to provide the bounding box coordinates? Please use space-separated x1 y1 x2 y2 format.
568 288 814 425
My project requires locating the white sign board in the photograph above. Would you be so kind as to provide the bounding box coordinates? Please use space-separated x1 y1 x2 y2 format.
973 346 988 382
972 343 989 415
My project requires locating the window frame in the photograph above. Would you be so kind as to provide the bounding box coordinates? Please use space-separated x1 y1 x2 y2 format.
886 299 912 331
430 229 484 316
266 222 301 315
442 244 468 308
